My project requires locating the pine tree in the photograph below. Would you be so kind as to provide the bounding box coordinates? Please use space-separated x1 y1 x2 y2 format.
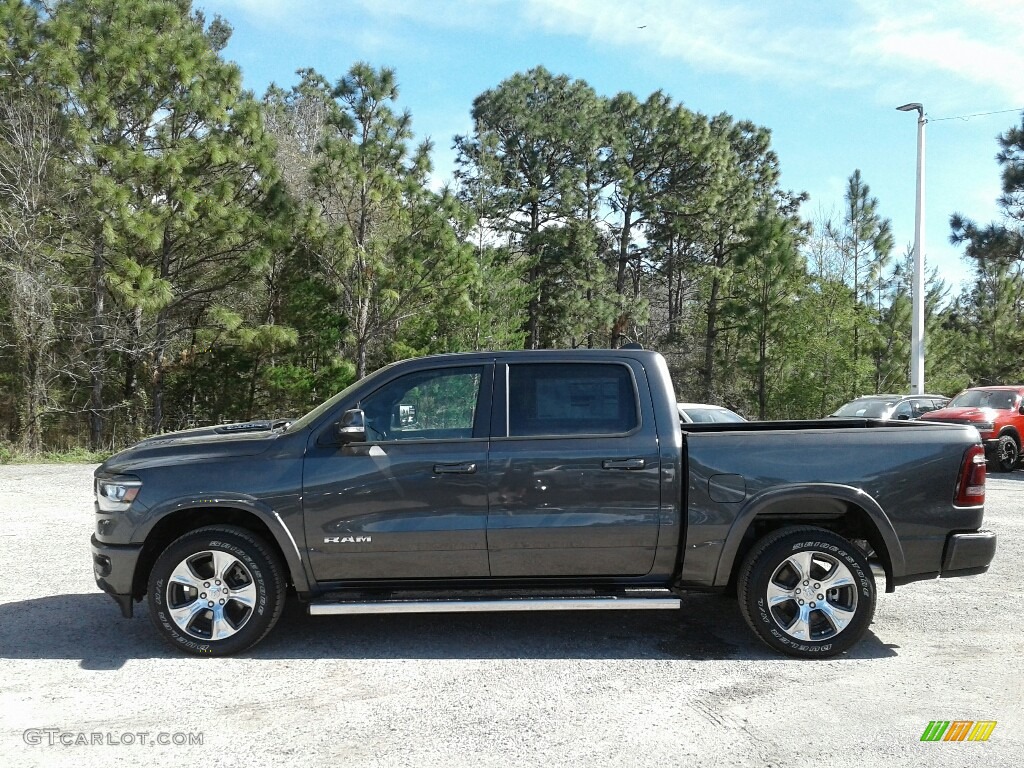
306 63 477 378
47 0 287 435
825 170 894 396
454 67 607 348
605 91 721 347
728 209 807 418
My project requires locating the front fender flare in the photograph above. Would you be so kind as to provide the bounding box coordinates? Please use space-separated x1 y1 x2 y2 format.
136 495 311 593
712 483 906 588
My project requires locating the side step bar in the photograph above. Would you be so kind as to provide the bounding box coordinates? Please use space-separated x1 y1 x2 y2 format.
309 595 681 616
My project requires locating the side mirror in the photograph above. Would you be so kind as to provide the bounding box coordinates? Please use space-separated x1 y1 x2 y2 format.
1018 404 1024 415
335 409 367 444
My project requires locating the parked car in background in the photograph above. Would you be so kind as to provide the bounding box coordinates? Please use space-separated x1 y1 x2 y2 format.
919 386 1024 472
829 394 949 421
677 403 747 423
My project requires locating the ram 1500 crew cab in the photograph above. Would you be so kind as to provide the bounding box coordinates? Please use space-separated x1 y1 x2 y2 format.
91 350 996 658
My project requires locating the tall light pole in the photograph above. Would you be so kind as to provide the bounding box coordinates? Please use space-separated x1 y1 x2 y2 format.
897 102 926 394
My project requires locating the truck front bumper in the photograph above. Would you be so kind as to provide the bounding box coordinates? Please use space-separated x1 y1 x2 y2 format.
91 535 142 618
941 530 996 577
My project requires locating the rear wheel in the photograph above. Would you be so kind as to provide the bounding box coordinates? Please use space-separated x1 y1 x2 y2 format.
738 527 875 658
147 525 286 656
995 434 1019 472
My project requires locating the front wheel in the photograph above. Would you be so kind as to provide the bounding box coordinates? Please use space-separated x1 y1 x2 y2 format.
995 434 1019 472
147 526 286 656
737 527 876 658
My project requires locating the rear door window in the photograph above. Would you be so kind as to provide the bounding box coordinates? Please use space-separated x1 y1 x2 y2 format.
507 363 639 437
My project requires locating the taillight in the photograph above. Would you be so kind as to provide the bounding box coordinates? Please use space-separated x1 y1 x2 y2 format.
955 445 986 506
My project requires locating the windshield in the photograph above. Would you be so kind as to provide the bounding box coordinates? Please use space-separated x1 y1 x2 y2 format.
282 362 402 434
282 383 361 434
947 390 1017 410
833 399 897 418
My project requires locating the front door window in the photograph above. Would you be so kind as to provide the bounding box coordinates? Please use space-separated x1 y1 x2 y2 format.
361 367 483 441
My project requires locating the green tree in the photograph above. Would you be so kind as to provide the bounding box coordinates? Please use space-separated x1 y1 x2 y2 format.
870 252 911 395
307 63 477 378
825 170 894 396
696 117 781 402
47 0 287 436
455 67 607 348
605 91 721 347
948 111 1024 387
778 210 859 416
261 70 356 412
952 258 1024 385
728 209 806 418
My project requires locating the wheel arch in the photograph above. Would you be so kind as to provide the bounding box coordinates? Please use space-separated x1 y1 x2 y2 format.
997 426 1021 447
714 484 906 594
131 503 310 600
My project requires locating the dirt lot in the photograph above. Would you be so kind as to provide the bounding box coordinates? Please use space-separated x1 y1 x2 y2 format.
0 463 1021 767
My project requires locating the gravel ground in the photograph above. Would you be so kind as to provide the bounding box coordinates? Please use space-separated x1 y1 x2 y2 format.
0 462 1021 768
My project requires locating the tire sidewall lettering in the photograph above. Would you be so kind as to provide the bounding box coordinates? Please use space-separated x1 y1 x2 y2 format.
147 527 283 656
756 597 770 625
746 529 876 658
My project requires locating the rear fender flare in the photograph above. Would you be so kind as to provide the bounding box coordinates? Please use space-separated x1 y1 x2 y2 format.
713 483 906 587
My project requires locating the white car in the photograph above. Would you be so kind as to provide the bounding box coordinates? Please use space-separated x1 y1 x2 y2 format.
677 403 747 424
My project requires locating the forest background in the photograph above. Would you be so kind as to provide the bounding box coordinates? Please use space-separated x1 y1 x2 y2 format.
2 0 1023 456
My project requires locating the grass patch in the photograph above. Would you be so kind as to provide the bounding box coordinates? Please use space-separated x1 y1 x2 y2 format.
0 445 113 465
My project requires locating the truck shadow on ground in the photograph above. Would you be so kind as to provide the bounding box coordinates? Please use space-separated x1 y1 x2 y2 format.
0 591 898 669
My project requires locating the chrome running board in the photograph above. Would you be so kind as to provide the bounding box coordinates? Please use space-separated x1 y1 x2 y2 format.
309 595 681 616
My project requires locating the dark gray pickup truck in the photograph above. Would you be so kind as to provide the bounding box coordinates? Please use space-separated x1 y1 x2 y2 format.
91 349 996 658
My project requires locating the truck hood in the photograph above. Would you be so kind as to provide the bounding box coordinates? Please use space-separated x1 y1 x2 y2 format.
97 421 283 474
920 406 999 423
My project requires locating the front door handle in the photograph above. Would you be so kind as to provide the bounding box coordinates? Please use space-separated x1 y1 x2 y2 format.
433 462 477 475
601 458 645 470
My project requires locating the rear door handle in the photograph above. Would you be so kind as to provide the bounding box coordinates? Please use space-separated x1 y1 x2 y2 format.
433 462 477 475
601 458 645 470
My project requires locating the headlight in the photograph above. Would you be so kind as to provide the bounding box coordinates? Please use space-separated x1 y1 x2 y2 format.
95 477 142 512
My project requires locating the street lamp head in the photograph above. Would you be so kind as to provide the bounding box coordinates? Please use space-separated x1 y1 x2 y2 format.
897 102 924 116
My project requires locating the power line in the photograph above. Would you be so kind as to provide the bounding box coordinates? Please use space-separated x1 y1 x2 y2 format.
929 107 1024 123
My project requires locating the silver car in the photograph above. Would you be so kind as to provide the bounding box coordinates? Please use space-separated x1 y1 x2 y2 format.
677 402 747 424
829 394 949 420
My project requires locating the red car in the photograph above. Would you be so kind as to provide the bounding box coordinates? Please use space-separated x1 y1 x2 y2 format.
919 386 1024 471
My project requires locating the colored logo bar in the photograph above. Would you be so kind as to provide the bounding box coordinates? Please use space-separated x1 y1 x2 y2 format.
920 721 997 742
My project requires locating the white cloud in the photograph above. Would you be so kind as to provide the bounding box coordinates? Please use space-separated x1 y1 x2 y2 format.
520 0 1024 108
520 0 818 81
856 0 1024 105
203 0 1024 110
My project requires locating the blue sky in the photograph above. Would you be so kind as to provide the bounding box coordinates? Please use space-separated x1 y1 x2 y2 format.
198 0 1024 293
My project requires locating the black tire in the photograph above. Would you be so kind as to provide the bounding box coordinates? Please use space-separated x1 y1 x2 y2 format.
147 525 286 656
995 434 1019 472
737 526 875 659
